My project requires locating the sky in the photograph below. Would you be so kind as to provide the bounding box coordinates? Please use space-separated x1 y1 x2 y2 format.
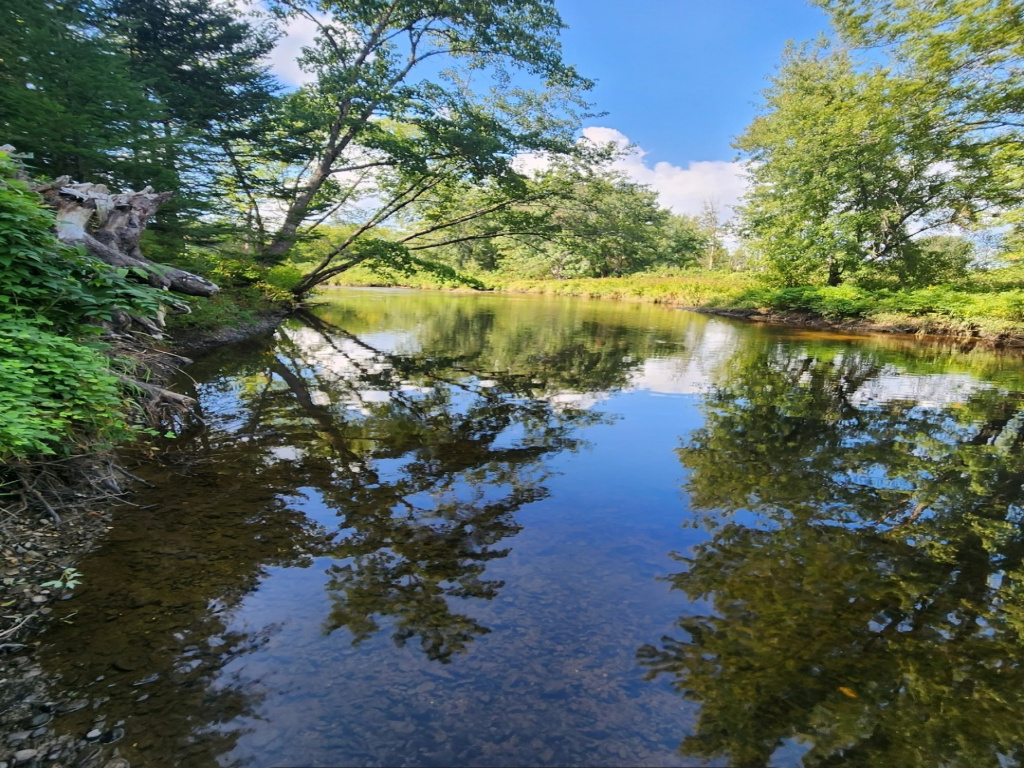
267 1 832 218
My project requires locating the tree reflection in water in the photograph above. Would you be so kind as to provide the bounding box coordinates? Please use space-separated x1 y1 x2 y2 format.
281 311 609 660
34 298 647 766
641 339 1024 767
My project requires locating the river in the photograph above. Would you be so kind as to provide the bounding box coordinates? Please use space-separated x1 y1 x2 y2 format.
30 288 1024 767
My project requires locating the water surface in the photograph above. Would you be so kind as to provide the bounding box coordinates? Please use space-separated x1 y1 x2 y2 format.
35 288 1024 767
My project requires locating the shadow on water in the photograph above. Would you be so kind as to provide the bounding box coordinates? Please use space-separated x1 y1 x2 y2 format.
25 288 1024 767
641 335 1024 767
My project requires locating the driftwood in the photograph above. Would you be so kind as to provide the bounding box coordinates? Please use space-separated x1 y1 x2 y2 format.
33 178 219 298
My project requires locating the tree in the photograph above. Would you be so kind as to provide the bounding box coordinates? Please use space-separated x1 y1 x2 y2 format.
105 0 279 229
818 0 1023 140
735 44 999 287
242 0 590 294
0 0 156 183
375 159 704 280
0 0 279 240
696 199 729 270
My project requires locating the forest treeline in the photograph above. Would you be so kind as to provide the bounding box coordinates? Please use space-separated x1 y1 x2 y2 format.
1 0 1023 462
0 0 726 298
4 0 1021 292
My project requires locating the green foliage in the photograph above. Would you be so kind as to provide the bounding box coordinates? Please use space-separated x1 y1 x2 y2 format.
163 248 292 332
736 44 995 287
491 270 755 306
819 0 1024 149
0 0 277 240
869 234 975 288
0 152 168 459
747 284 877 319
737 1 1022 292
0 0 157 184
0 316 130 458
745 271 1024 332
381 160 709 281
40 567 83 590
245 0 594 291
320 259 488 291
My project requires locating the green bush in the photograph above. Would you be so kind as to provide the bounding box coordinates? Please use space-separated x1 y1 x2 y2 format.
0 316 128 457
0 150 165 459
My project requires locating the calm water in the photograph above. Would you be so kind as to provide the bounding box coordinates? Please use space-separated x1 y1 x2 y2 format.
33 288 1024 767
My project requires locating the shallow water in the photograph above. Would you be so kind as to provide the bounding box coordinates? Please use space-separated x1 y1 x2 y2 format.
33 288 1024 767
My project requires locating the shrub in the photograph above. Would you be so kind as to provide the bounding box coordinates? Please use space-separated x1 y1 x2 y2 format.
0 150 164 458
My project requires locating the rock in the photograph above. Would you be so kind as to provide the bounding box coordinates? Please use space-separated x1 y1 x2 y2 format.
29 713 51 727
12 750 38 764
100 728 124 744
102 759 130 768
6 731 31 745
85 729 102 741
29 727 46 738
58 699 88 714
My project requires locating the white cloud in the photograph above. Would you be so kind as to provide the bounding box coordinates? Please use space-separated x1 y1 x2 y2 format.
582 127 747 218
267 12 323 87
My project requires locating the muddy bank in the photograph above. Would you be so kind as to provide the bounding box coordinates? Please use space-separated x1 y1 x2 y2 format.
168 307 291 358
693 306 1024 348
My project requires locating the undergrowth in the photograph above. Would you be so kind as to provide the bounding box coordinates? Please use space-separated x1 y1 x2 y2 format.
0 150 169 459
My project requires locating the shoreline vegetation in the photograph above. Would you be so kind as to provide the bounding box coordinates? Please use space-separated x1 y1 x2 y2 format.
325 264 1024 347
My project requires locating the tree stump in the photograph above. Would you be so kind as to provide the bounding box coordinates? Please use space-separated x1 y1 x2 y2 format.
33 178 220 298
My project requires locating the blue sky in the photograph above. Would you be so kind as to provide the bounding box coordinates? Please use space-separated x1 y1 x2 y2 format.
268 1 832 217
556 0 831 163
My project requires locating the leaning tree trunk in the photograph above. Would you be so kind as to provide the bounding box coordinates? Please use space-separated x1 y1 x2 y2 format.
33 178 219 298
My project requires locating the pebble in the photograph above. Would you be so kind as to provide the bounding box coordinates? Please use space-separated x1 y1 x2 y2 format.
29 727 47 738
86 729 102 741
100 728 125 744
5 731 30 745
12 750 37 764
29 713 51 727
58 699 88 714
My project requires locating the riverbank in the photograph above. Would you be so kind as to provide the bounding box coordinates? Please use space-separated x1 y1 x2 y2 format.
331 264 1024 347
0 303 291 767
